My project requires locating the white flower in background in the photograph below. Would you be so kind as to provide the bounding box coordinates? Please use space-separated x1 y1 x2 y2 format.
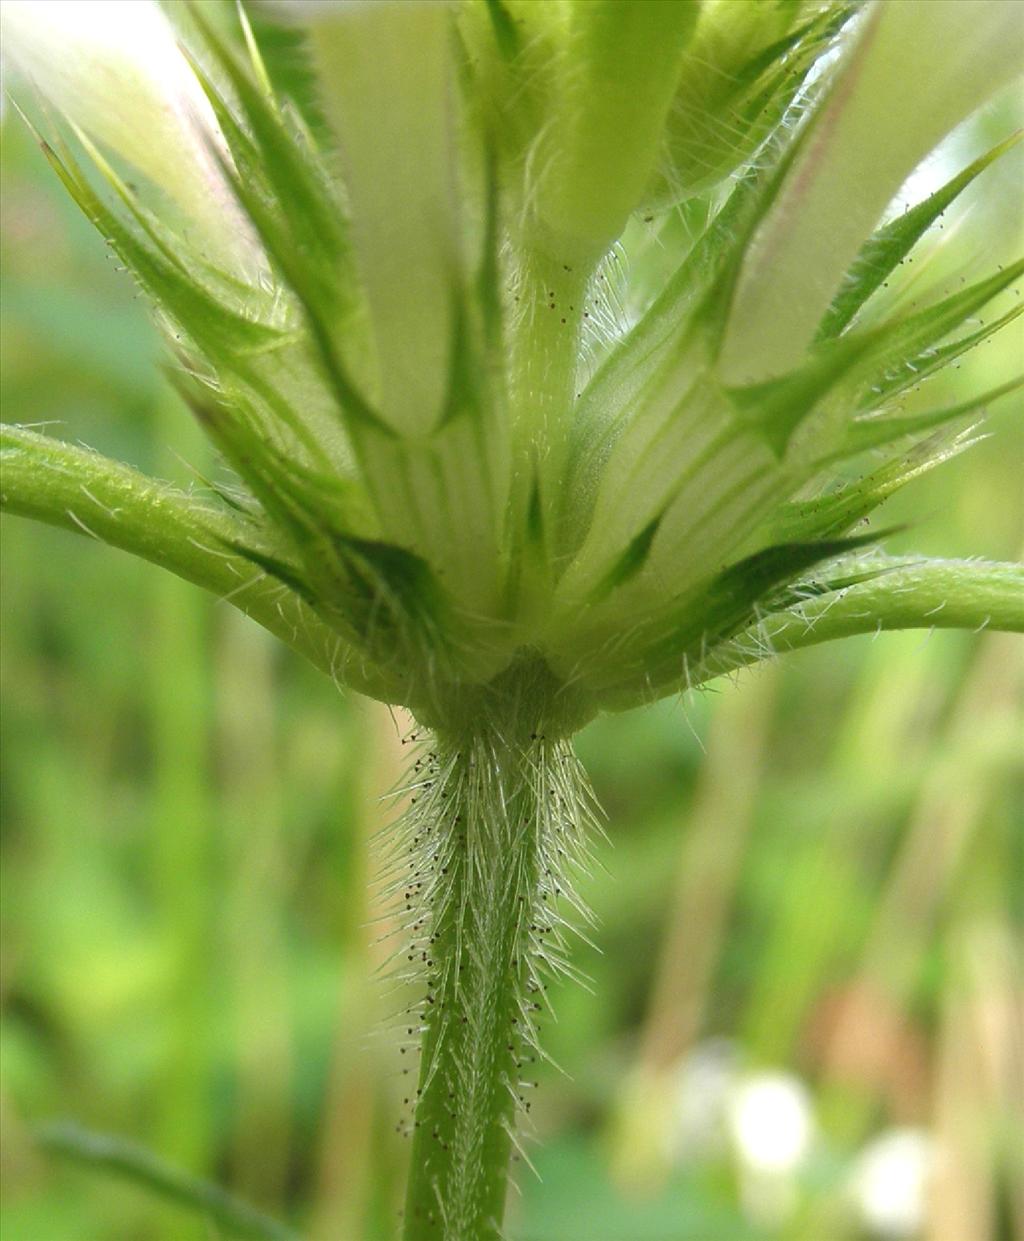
0 0 257 274
727 1070 816 1226
671 1037 739 1161
728 1069 815 1174
852 1128 934 1238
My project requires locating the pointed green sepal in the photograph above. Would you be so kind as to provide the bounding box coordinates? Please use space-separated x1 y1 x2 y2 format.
574 529 888 697
723 330 878 457
847 260 1024 410
590 516 662 602
37 131 280 362
817 129 1024 341
766 431 978 544
842 375 1023 456
647 0 855 207
719 0 1024 384
184 4 353 323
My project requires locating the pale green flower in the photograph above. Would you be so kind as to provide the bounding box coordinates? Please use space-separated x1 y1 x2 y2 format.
4 0 1020 726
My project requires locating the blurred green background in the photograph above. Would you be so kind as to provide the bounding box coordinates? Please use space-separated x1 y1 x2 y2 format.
2 82 1023 1241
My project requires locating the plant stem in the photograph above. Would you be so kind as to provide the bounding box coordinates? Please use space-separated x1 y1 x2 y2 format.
715 558 1024 668
401 742 534 1239
0 424 390 697
398 678 594 1241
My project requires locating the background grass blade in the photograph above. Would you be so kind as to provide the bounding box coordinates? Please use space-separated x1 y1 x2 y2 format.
37 1122 301 1241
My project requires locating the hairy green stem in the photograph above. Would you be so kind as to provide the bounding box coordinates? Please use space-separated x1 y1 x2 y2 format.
590 557 1024 708
401 739 537 1239
394 675 594 1240
731 558 1024 667
0 425 394 698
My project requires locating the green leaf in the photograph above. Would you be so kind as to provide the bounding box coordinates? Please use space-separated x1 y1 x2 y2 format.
695 123 809 356
226 540 319 608
686 530 887 669
648 0 856 207
763 559 899 612
38 1122 299 1241
588 153 781 413
190 21 509 625
172 378 372 606
724 329 879 457
241 4 333 145
183 22 409 465
37 132 280 362
723 285 1021 463
482 0 521 61
561 529 886 696
344 412 510 642
177 376 474 689
560 151 793 560
590 516 662 600
817 129 1024 341
870 301 1024 412
183 7 371 459
186 4 352 318
332 533 446 648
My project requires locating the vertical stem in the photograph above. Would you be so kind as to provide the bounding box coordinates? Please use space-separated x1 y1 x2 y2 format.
401 737 537 1239
398 698 593 1241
